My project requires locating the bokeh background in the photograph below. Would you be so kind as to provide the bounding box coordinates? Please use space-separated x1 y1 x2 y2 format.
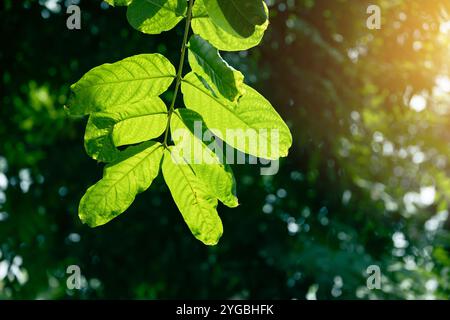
1 0 450 299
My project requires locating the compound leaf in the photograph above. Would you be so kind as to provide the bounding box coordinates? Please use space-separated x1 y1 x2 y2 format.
188 35 244 102
71 0 287 246
67 54 175 116
162 147 223 246
79 141 164 227
181 72 292 159
127 0 187 35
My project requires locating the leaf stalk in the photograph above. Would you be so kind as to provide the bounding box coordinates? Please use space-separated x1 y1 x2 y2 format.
163 0 195 147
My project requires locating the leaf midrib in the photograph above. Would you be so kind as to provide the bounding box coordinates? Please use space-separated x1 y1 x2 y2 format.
101 144 162 198
116 111 168 123
227 0 253 27
190 49 233 98
182 78 253 130
78 75 175 89
167 150 203 210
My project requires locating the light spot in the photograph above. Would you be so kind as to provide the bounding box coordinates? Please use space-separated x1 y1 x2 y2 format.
287 221 300 234
436 75 450 93
425 210 448 232
262 204 273 214
0 261 9 280
342 190 352 205
306 284 319 300
277 188 287 198
68 233 81 243
0 173 8 190
440 21 450 34
410 95 427 112
425 279 438 292
420 186 435 206
19 168 32 193
412 151 426 164
0 212 9 221
392 231 408 249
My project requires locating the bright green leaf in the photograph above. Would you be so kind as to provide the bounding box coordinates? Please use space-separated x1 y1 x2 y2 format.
181 72 292 159
188 35 244 102
191 0 269 51
162 147 223 246
171 109 238 207
84 97 168 162
127 0 186 35
84 113 121 163
104 0 132 6
79 141 164 227
204 0 267 38
111 97 168 147
68 54 176 116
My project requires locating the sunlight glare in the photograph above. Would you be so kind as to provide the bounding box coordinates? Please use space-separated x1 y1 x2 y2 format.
409 95 427 112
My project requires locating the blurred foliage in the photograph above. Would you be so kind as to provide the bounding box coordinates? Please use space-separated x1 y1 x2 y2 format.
1 0 450 299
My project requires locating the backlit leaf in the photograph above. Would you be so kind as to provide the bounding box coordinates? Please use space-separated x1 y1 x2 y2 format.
171 108 238 207
188 35 244 102
204 0 267 38
162 147 223 245
84 97 168 162
181 72 292 159
191 0 269 51
127 0 187 35
79 141 164 227
68 54 175 116
104 0 132 6
111 97 168 147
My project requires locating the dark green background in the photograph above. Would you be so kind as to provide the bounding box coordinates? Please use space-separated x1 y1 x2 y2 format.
1 0 450 299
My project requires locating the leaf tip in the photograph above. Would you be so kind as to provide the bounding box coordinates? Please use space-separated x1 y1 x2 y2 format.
78 211 102 228
224 196 239 208
199 232 223 246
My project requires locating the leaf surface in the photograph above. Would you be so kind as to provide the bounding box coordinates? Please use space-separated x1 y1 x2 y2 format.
68 54 175 115
171 109 238 207
191 0 268 51
181 72 292 159
111 97 168 147
127 0 187 35
84 97 168 162
188 35 244 102
104 0 132 6
162 147 223 245
204 0 267 38
79 142 164 227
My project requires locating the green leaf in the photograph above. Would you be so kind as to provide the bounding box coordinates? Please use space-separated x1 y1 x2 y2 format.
171 109 238 207
111 97 168 147
181 72 292 159
162 147 223 246
127 0 186 35
79 141 164 227
188 35 244 102
85 113 121 163
84 97 168 162
191 0 269 51
104 0 132 6
68 54 176 116
204 0 267 38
